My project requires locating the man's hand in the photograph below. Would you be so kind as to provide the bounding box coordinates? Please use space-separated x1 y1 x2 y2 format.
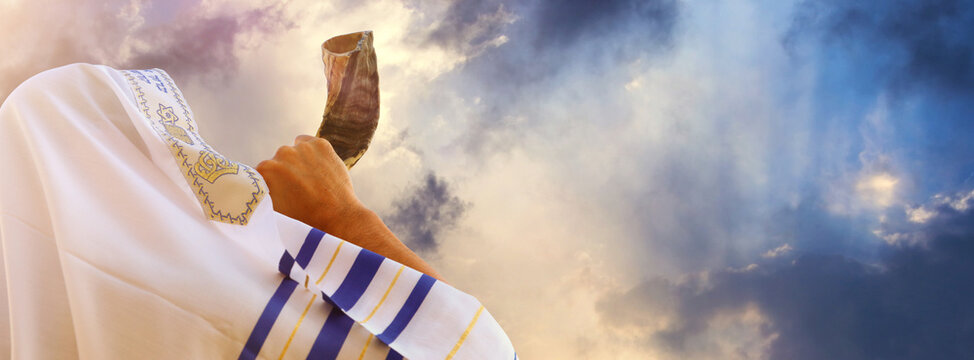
256 135 444 281
256 135 361 230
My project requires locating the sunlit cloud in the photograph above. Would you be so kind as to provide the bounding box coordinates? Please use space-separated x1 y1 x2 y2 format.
906 205 937 224
856 172 899 209
761 244 793 259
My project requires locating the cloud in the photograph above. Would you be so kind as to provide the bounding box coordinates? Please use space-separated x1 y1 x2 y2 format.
123 2 294 82
761 244 793 258
766 194 880 261
882 188 974 246
786 0 974 96
424 0 679 53
422 0 515 57
416 0 681 107
385 172 467 253
394 0 685 184
396 1 822 276
0 0 293 103
600 188 974 359
530 0 678 51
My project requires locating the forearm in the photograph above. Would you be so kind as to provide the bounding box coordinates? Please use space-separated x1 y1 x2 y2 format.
310 204 445 282
257 136 445 282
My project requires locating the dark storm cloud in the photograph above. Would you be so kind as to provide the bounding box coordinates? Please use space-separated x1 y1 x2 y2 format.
406 0 681 156
786 0 974 95
0 1 293 103
530 0 678 51
385 172 467 253
424 0 511 52
425 0 678 51
423 0 679 80
764 194 878 260
600 190 974 359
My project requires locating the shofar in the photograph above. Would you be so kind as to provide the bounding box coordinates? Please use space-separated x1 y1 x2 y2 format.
317 31 380 169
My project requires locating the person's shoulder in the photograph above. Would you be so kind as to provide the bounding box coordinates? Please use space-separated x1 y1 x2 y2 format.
19 63 106 89
2 64 121 110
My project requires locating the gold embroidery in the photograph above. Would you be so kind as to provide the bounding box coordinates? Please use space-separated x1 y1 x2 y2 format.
163 124 193 144
194 151 239 183
122 69 265 225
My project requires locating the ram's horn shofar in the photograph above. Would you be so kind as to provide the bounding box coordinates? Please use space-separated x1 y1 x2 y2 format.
317 31 380 169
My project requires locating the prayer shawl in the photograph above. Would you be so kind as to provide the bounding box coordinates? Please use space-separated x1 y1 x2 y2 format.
0 64 517 359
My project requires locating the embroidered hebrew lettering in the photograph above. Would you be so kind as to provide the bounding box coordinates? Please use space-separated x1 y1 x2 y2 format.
122 69 265 225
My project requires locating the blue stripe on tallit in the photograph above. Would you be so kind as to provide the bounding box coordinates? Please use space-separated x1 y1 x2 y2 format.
330 249 385 310
238 276 299 360
279 251 295 275
307 301 356 359
377 274 436 345
295 228 325 268
385 348 404 360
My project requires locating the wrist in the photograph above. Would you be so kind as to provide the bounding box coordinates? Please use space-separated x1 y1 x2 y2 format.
311 202 444 282
311 199 369 236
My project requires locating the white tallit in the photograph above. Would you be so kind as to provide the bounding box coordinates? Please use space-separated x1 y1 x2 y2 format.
0 64 517 359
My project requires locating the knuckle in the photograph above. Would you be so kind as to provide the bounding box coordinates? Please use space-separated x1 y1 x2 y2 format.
255 160 278 173
295 141 313 153
275 145 296 158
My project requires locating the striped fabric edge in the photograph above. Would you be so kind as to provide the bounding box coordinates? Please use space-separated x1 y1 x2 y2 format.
238 229 325 359
240 220 515 359
238 276 299 360
306 300 355 358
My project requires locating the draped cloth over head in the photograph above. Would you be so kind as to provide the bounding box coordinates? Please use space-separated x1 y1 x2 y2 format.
0 64 517 359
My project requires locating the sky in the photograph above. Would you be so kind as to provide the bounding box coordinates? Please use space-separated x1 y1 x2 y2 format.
2 0 974 358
